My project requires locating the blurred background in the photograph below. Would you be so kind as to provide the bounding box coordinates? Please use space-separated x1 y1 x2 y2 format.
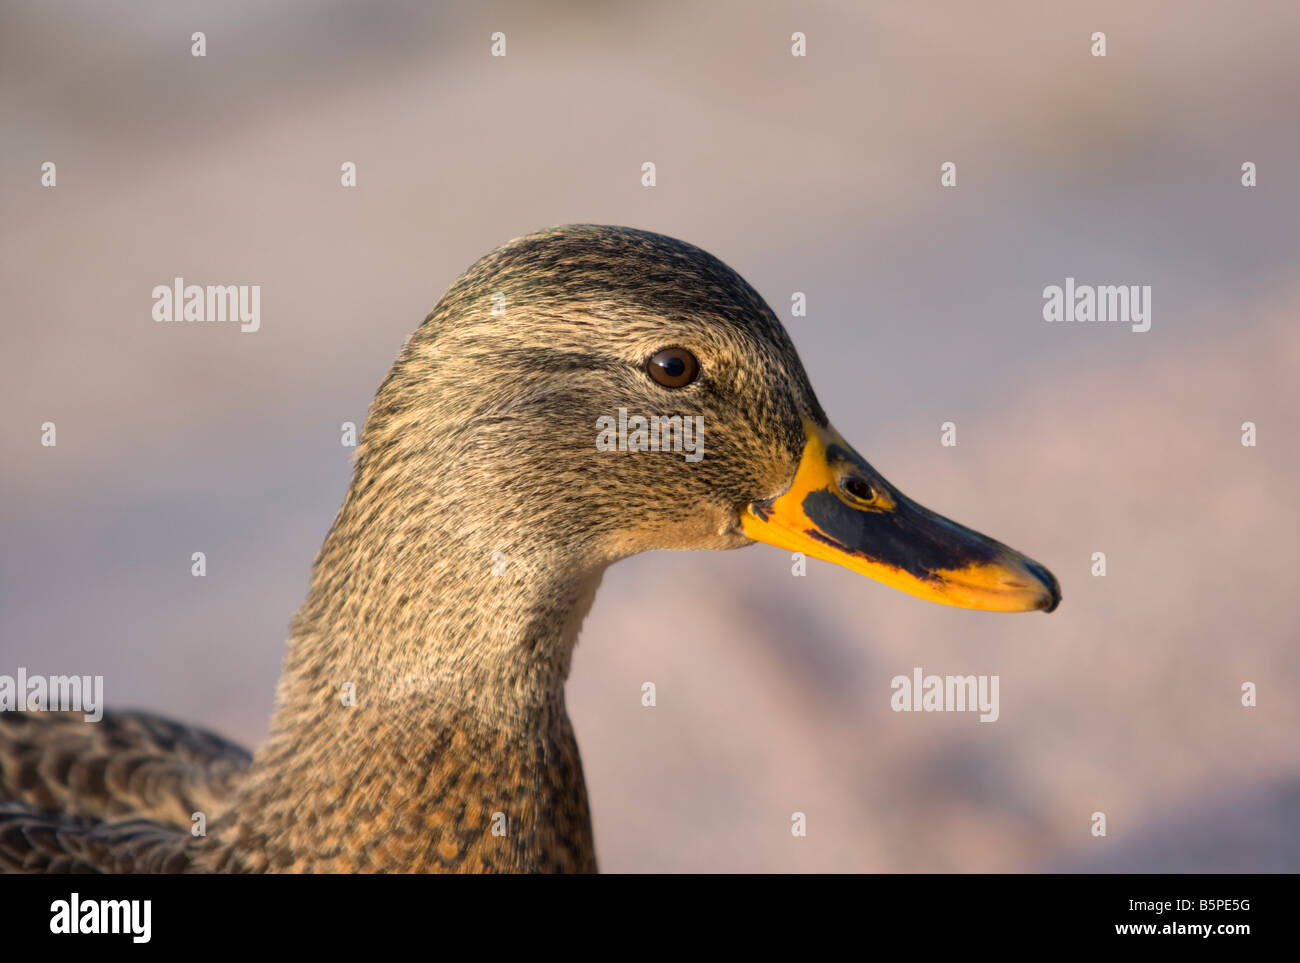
2 0 1297 871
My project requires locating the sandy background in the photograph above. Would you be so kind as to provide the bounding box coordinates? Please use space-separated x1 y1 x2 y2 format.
2 0 1297 870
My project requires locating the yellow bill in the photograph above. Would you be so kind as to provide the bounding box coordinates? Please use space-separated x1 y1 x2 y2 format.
743 421 1060 613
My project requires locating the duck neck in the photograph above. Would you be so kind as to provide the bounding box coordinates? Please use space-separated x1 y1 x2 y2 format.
213 467 607 872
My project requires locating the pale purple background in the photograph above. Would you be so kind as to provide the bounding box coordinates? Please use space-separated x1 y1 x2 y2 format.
2 1 1297 871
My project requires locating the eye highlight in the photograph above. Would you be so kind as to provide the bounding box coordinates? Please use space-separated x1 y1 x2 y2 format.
646 347 700 388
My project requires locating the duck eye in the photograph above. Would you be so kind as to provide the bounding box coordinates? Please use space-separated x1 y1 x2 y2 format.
646 347 699 388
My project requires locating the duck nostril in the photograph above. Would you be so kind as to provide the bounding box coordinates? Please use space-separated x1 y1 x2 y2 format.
842 477 876 503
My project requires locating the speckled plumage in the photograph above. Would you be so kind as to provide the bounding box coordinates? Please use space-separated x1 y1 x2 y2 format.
0 226 828 873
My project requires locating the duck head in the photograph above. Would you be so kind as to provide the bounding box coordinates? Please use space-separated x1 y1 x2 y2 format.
374 224 1059 613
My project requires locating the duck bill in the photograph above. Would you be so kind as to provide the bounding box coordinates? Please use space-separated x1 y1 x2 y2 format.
742 421 1061 613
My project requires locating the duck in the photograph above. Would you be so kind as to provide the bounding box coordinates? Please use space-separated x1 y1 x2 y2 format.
0 225 1059 873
